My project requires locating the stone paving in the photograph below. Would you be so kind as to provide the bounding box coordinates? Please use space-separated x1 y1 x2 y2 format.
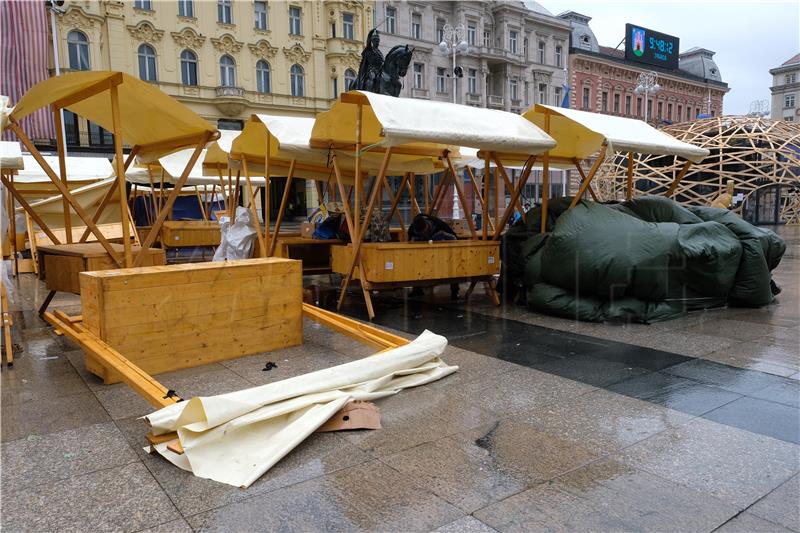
0 225 798 532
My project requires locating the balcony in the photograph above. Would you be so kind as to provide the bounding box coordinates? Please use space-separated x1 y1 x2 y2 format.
214 86 248 117
488 95 504 109
466 93 482 105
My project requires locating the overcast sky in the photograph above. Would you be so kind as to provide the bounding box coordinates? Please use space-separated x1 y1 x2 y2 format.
538 0 800 115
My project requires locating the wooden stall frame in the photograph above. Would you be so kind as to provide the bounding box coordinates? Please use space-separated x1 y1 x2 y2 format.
44 302 408 445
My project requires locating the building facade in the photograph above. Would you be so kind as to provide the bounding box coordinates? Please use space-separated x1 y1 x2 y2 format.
49 0 373 149
561 11 728 125
770 53 800 122
372 1 571 114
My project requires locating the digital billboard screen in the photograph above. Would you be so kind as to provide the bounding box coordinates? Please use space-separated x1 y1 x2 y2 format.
625 23 680 70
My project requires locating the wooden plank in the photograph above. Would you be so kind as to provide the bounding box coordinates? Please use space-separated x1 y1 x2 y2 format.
110 84 133 267
302 303 407 351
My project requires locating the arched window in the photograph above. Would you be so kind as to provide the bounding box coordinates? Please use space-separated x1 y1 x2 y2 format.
67 30 90 71
344 68 356 91
137 44 157 81
256 60 271 93
180 49 197 86
290 64 304 97
220 55 236 87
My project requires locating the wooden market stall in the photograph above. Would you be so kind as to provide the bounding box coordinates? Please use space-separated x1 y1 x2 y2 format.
0 141 24 366
2 72 219 310
522 104 710 233
228 113 366 272
310 91 556 318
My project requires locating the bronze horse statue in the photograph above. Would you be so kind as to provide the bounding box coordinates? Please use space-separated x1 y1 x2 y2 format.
377 44 414 97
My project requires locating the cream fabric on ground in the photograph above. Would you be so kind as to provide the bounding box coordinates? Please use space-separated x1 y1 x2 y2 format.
145 330 455 488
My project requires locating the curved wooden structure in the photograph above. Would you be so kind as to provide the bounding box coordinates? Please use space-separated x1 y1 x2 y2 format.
593 116 800 223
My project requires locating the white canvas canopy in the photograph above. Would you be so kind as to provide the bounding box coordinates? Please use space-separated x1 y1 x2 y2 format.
0 141 23 171
146 330 456 488
313 91 556 155
14 155 112 183
523 104 710 163
18 177 121 229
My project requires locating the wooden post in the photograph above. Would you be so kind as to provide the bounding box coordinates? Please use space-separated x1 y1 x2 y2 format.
481 160 489 240
268 159 296 256
494 164 500 231
494 156 536 240
354 103 363 238
665 160 693 197
241 158 267 257
337 148 392 314
423 175 429 213
541 112 551 234
52 109 72 243
109 84 132 267
444 154 478 238
264 133 272 254
569 145 608 209
493 156 525 215
79 145 140 243
8 120 123 266
572 158 599 202
133 134 210 266
626 151 635 201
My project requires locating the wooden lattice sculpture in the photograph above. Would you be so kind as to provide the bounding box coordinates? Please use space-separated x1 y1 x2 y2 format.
594 116 800 223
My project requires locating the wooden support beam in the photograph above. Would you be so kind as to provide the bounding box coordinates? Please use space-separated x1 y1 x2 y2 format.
665 160 693 198
0 175 61 245
444 155 477 238
241 158 267 257
79 145 140 243
626 151 635 201
133 134 210 266
268 159 296 256
8 120 124 266
302 303 407 350
494 156 536 240
110 84 133 267
53 109 72 243
541 113 551 234
492 155 525 216
569 145 608 209
43 312 180 409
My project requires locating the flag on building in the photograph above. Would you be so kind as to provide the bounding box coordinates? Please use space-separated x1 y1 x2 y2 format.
560 66 570 108
1 0 54 142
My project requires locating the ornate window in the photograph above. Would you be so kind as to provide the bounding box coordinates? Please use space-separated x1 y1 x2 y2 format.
67 30 90 71
343 12 354 40
217 0 232 24
290 64 304 96
413 63 424 89
509 31 518 54
134 0 152 10
180 49 197 86
256 60 271 93
344 68 356 91
436 67 446 93
385 6 396 34
555 45 562 67
289 6 302 35
554 86 562 106
467 22 476 45
582 86 591 110
220 54 236 86
538 41 546 64
137 44 157 82
510 79 518 101
254 1 268 30
178 0 193 17
467 68 477 94
538 83 547 105
411 13 421 40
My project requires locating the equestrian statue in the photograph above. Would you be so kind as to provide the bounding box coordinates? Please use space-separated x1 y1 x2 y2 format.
349 29 413 97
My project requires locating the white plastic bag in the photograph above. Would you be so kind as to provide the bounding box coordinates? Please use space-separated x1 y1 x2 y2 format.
213 206 258 261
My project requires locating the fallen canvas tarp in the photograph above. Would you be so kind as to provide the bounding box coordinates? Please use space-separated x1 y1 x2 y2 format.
145 330 455 488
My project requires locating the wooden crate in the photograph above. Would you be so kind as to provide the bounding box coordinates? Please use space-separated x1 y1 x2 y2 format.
79 257 303 383
38 243 166 294
331 240 500 283
160 220 221 248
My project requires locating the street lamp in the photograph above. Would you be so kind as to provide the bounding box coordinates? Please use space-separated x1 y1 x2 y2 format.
439 23 468 220
634 71 660 124
438 23 469 105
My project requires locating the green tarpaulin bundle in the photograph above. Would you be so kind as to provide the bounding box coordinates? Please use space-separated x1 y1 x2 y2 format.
500 196 786 323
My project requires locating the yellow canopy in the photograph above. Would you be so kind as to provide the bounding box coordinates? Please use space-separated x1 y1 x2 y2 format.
523 104 710 163
8 72 218 162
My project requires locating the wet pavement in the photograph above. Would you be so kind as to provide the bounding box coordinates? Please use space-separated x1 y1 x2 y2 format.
1 225 798 532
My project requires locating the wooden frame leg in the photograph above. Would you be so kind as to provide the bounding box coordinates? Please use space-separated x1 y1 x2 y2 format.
569 145 608 209
38 290 56 317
